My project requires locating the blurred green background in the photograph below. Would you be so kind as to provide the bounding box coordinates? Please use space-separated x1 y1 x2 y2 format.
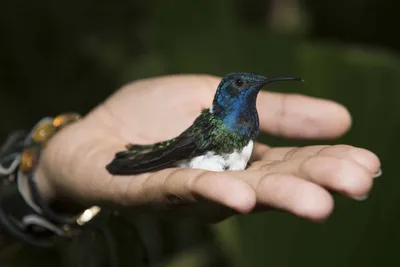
1 0 400 266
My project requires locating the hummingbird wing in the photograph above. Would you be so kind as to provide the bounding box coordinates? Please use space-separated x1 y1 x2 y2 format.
106 130 205 175
122 140 176 156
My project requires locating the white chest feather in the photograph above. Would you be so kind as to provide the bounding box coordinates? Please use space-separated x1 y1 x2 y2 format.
177 140 254 172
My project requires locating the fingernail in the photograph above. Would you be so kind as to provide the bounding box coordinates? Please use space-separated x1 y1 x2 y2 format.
353 195 368 201
373 169 382 179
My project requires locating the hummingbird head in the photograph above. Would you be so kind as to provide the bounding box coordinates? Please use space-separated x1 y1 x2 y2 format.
212 72 302 115
211 72 302 138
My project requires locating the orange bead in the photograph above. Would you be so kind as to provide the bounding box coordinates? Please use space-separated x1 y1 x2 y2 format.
20 148 38 173
53 113 81 128
32 122 56 143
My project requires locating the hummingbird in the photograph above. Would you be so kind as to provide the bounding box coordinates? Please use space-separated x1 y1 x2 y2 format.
106 72 303 175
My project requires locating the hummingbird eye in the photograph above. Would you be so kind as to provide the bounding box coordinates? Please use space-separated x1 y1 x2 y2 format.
235 78 244 87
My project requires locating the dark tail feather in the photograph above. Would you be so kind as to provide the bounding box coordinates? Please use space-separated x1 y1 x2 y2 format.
106 136 193 176
106 158 142 175
106 157 174 175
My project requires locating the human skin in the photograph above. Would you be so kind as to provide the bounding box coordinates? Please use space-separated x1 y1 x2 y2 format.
34 74 381 223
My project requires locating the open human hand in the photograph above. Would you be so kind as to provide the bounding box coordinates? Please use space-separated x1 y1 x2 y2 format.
36 74 381 223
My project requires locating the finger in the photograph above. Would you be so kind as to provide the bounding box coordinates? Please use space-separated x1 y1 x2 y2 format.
253 155 373 199
316 145 381 176
121 168 256 214
257 92 352 139
256 145 381 176
232 171 334 222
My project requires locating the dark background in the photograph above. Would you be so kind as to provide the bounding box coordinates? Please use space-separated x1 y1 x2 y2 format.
1 0 400 266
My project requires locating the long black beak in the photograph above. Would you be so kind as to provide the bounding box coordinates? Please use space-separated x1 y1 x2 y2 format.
264 77 304 84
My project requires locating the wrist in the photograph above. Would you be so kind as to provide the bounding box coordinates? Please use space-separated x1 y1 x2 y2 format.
32 124 91 216
34 166 88 216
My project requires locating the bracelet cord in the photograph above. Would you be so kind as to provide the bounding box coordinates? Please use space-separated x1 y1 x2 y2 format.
0 130 54 248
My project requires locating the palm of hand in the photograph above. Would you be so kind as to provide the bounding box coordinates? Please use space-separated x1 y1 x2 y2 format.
38 74 381 223
98 75 215 144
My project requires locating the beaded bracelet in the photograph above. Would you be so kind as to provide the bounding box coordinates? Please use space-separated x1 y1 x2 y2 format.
0 113 101 248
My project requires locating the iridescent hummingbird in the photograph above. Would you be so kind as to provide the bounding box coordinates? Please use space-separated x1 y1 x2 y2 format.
106 73 303 175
